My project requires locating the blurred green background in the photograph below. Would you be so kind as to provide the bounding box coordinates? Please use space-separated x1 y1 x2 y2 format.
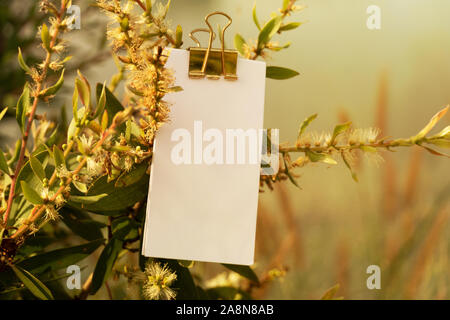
1 0 449 299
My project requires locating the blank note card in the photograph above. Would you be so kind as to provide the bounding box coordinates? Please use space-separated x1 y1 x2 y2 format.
142 49 266 265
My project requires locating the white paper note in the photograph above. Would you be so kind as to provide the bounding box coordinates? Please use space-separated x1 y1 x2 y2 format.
142 48 266 265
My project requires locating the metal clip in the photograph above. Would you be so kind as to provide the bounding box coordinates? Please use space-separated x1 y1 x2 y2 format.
188 12 238 81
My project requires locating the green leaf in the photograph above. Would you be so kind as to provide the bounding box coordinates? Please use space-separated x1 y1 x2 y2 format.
93 82 106 119
18 239 104 274
76 71 91 109
267 42 291 52
421 145 450 158
175 24 183 48
222 264 259 284
414 106 449 141
436 125 450 139
257 16 282 49
160 259 199 299
69 193 108 204
11 265 54 300
96 83 124 126
60 208 105 241
163 0 171 18
297 114 317 141
68 173 149 214
331 122 352 145
283 156 300 188
67 107 86 142
321 284 343 300
91 238 123 294
18 47 31 73
39 69 65 97
234 33 247 56
306 150 337 165
0 149 10 175
72 181 88 193
72 84 79 123
16 84 30 133
53 145 65 168
429 138 450 149
179 260 195 268
341 152 358 182
279 22 302 32
115 162 148 187
0 107 8 122
15 151 49 194
30 156 46 182
111 217 139 241
252 3 261 30
8 139 22 165
266 66 299 80
41 23 51 52
282 0 290 11
20 181 44 205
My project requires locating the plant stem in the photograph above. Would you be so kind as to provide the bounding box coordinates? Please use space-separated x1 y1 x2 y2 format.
10 113 127 240
2 2 67 227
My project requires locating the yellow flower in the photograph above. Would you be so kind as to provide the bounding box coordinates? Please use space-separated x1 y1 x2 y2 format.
142 261 177 300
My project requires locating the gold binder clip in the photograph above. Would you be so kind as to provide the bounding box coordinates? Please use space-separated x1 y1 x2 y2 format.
188 12 238 81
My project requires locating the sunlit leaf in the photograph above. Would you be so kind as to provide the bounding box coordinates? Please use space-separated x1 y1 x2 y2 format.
30 156 46 182
341 152 358 182
0 107 8 122
18 47 31 73
0 149 10 175
257 16 282 49
234 33 247 56
321 284 343 300
414 105 449 140
252 3 261 30
175 24 183 48
283 156 300 188
93 82 106 119
331 122 352 145
16 84 30 133
20 181 44 205
279 22 302 32
76 70 91 109
53 145 65 168
41 23 51 52
39 69 65 97
428 138 450 149
421 145 449 158
96 83 124 125
297 114 317 141
72 181 88 193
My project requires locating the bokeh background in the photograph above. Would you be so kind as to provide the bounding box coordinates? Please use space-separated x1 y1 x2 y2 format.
1 0 449 299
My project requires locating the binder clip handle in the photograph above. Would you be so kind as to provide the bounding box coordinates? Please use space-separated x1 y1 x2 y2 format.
189 28 216 48
188 11 238 81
